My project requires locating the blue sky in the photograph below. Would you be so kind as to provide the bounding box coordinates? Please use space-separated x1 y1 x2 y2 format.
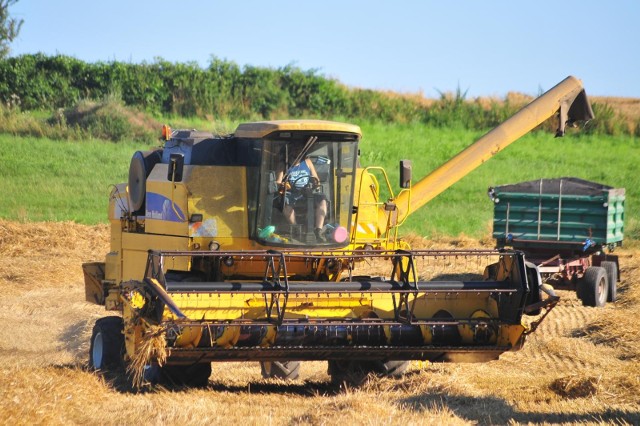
9 1 640 98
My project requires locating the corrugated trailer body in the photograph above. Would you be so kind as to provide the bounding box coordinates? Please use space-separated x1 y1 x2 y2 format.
491 177 624 252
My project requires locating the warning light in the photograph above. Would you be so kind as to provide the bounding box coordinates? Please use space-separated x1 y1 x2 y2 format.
161 124 171 140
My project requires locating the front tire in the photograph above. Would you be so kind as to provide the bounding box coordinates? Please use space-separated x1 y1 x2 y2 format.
89 316 124 370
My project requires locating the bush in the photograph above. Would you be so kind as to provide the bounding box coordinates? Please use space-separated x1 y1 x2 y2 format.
584 102 630 136
0 96 159 142
50 97 160 142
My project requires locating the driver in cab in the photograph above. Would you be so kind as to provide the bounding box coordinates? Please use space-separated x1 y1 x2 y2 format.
276 144 327 241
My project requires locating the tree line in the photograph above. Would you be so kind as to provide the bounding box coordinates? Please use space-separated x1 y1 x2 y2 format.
0 54 632 135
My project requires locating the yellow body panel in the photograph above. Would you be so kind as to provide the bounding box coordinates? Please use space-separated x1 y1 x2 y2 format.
121 233 189 281
123 302 141 360
352 169 383 243
187 166 248 239
166 291 501 322
144 164 189 236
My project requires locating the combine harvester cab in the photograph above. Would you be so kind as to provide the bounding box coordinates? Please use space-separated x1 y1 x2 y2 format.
83 76 593 386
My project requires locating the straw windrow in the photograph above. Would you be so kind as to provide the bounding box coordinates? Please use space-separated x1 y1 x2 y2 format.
126 325 169 387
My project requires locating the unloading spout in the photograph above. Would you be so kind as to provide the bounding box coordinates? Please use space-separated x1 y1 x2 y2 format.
387 76 594 224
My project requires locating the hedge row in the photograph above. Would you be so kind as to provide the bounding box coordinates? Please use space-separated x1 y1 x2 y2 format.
0 54 632 135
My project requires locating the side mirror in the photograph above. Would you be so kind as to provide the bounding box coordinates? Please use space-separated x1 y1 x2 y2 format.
400 160 412 189
167 153 184 182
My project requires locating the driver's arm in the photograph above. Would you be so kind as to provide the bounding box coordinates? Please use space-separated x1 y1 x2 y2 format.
275 162 291 191
305 158 320 181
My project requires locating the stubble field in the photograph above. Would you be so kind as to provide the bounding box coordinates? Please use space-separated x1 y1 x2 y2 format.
0 220 638 425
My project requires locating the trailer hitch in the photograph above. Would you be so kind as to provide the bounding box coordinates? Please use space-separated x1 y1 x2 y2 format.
523 295 560 335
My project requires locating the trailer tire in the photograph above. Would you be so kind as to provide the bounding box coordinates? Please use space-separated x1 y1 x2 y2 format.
89 316 124 371
260 361 301 380
328 360 410 385
601 261 618 302
580 267 608 308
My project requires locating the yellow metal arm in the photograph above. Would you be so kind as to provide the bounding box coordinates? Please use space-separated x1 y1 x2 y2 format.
387 75 594 225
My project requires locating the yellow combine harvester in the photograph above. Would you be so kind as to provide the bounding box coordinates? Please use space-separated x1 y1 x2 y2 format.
83 76 593 385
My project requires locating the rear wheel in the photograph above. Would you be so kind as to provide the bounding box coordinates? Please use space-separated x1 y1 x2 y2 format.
260 361 301 380
579 267 608 307
89 316 124 370
601 261 618 302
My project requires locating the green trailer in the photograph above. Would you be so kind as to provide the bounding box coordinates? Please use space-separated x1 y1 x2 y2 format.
488 177 625 307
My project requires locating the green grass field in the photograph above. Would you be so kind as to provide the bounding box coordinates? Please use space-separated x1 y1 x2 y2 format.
0 136 153 223
357 123 639 239
1 123 637 239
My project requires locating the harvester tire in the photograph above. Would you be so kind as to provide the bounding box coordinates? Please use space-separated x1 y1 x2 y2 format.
89 316 124 371
328 360 410 385
378 360 411 377
601 261 618 302
161 363 212 387
580 267 608 308
260 361 301 380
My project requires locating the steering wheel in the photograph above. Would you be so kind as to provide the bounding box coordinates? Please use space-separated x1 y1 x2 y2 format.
289 175 319 192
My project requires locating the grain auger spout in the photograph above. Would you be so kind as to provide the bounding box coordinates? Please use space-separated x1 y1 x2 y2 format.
371 76 594 236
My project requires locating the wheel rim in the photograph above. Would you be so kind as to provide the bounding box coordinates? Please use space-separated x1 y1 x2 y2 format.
92 331 104 368
597 277 607 305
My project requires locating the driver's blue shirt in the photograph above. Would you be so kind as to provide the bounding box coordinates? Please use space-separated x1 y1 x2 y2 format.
287 160 312 189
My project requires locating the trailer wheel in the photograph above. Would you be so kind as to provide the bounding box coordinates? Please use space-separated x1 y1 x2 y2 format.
580 267 609 308
260 361 301 380
89 316 124 370
328 360 410 385
601 261 618 302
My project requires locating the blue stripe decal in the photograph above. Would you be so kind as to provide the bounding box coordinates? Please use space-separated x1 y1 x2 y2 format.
146 192 185 222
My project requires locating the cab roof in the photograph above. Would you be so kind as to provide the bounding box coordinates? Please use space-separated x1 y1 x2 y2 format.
234 120 362 139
